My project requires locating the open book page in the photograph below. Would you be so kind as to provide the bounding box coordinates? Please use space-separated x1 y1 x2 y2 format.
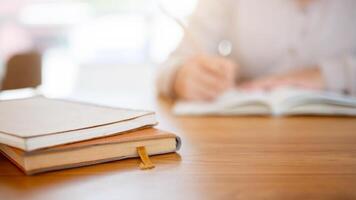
173 89 272 115
174 87 356 116
269 87 356 116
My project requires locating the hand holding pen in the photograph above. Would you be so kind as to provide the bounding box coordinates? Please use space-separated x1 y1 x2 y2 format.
159 4 238 101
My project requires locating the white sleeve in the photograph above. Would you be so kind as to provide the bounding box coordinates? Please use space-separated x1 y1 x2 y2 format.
320 54 356 96
156 0 234 98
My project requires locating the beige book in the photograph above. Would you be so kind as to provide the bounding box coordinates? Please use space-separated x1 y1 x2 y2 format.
0 97 157 151
0 128 181 175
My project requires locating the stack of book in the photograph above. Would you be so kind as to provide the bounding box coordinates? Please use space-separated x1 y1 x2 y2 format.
0 97 181 175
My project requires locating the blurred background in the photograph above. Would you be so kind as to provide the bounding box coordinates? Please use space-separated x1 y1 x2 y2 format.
0 0 197 106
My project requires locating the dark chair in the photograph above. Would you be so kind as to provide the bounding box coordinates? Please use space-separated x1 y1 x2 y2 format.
1 51 42 90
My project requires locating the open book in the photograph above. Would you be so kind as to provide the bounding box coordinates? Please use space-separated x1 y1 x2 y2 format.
174 87 356 116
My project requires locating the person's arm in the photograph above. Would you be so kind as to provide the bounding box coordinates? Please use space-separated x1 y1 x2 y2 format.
238 55 356 96
156 0 235 99
320 54 356 96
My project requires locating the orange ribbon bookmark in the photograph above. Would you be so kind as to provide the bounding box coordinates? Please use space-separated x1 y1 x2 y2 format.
137 146 155 170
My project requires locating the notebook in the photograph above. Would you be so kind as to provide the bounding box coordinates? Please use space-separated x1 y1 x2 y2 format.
0 97 157 151
174 87 356 116
0 128 181 175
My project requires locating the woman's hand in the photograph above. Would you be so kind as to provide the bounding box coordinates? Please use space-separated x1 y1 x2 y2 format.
174 55 238 101
239 68 324 91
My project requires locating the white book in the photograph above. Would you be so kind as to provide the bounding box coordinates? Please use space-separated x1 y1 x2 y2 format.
0 97 157 151
174 87 356 116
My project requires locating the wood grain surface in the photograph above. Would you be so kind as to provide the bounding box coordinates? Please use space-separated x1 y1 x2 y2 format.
1 97 356 200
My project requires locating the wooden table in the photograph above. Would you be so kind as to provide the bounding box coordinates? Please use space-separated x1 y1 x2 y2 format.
1 67 356 199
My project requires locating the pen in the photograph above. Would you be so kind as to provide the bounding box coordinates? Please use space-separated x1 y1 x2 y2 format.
159 4 232 57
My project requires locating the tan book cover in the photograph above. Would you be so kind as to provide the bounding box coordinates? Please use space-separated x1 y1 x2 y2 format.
0 128 181 175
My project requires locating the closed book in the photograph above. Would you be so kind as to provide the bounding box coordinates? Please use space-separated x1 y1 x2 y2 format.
0 128 181 175
0 97 157 151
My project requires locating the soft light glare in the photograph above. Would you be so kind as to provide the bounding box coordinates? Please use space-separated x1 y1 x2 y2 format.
19 2 91 26
158 0 198 18
69 14 147 64
41 48 79 98
150 15 184 63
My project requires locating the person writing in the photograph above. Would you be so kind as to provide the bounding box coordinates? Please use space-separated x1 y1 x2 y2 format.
157 0 356 101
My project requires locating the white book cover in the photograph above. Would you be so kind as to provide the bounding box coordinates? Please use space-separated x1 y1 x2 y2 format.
0 96 157 151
